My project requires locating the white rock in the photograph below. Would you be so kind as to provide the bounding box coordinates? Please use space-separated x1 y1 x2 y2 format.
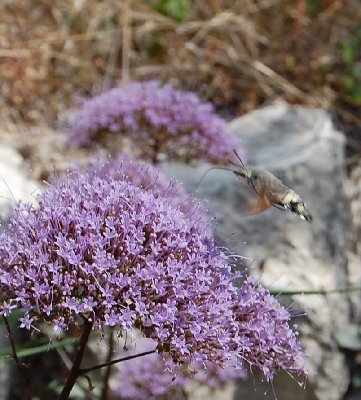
0 141 39 225
0 141 39 399
161 103 350 400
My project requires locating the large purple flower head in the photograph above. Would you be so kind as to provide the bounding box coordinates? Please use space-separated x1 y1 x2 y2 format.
69 80 240 164
0 168 235 363
0 167 305 380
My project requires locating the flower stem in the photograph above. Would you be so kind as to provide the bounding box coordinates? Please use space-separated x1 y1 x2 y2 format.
57 317 93 400
3 316 32 400
99 329 115 400
79 349 156 375
271 285 361 296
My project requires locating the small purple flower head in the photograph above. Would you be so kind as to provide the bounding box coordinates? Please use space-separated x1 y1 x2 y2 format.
0 164 305 380
69 80 241 164
115 339 186 400
115 338 244 400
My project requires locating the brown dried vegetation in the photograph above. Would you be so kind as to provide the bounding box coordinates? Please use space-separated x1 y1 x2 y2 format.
1 0 360 127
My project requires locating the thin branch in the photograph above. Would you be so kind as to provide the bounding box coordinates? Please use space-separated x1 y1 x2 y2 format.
0 49 31 58
79 349 156 375
271 286 361 296
3 316 32 400
82 374 95 392
27 29 121 44
57 317 94 400
100 330 115 400
102 29 122 91
251 60 306 99
122 0 132 83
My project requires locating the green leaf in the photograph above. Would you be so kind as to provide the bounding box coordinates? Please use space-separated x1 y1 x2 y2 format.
341 39 355 66
355 21 361 45
351 367 361 388
343 75 356 92
352 85 361 104
0 337 77 362
0 310 24 325
148 0 190 22
145 32 163 58
306 0 320 16
166 0 190 22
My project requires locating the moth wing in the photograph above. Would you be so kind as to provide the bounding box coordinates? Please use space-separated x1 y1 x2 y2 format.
248 195 273 214
233 173 277 216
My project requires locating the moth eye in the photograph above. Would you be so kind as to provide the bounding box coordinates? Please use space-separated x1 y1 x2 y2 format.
289 201 301 213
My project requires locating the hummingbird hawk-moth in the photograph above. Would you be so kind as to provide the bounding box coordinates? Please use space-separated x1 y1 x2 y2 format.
229 150 312 222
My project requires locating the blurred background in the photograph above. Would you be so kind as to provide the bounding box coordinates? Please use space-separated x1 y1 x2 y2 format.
1 1 360 130
0 1 361 400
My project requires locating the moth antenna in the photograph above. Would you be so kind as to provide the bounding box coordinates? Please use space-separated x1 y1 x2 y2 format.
232 149 245 167
228 159 241 168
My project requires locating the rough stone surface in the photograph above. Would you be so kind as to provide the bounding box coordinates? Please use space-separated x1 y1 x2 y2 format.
161 103 351 400
188 382 235 400
0 141 39 225
345 161 361 321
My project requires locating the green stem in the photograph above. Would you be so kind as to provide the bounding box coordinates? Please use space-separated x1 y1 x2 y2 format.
271 286 361 296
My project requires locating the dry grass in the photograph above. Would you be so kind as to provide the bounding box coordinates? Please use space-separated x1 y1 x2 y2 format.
0 0 360 129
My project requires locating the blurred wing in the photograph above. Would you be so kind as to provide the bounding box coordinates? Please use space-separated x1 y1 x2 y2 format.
234 175 280 216
248 195 273 214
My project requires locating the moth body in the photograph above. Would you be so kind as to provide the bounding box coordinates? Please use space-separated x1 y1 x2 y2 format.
230 151 312 222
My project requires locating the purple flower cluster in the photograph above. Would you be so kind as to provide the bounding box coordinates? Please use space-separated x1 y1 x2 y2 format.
69 80 240 163
233 277 305 381
0 160 305 380
115 340 187 400
117 355 183 399
89 154 202 218
80 156 211 242
116 339 244 400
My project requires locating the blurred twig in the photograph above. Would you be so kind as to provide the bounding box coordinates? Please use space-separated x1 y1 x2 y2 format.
79 349 156 375
272 286 361 296
122 0 133 83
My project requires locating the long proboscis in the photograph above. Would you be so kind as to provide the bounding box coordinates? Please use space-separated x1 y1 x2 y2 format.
194 166 235 193
195 150 246 192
